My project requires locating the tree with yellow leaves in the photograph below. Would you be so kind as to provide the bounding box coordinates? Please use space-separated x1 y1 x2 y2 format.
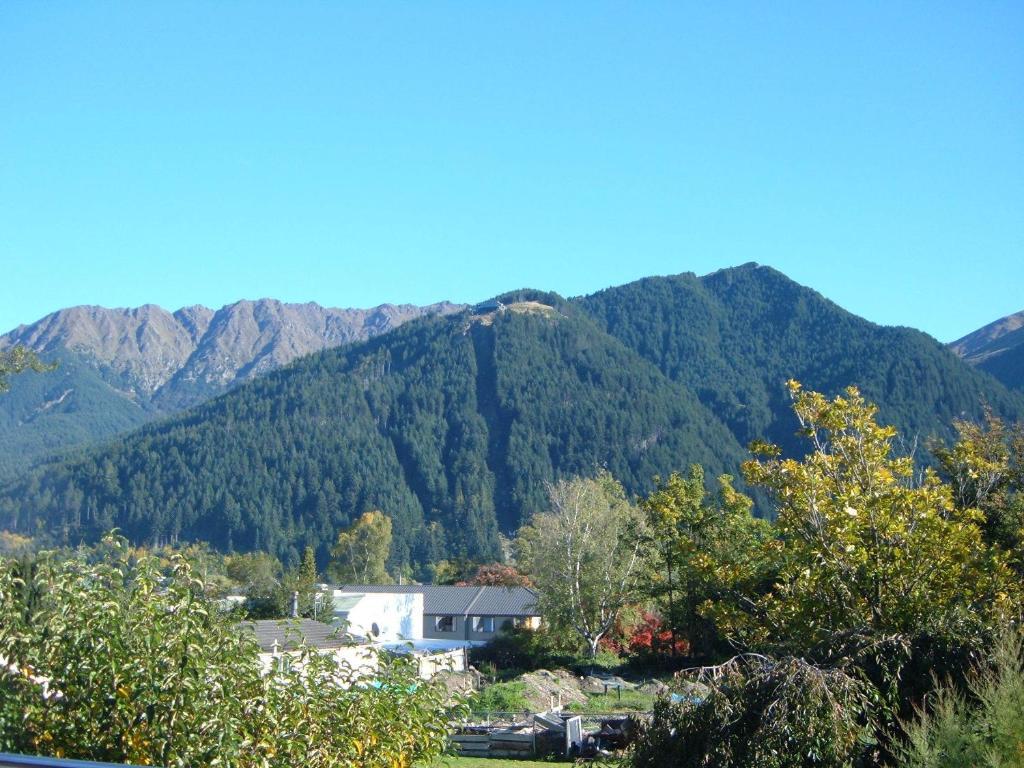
716 381 1021 652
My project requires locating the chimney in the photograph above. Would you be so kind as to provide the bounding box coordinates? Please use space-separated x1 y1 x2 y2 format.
291 591 299 619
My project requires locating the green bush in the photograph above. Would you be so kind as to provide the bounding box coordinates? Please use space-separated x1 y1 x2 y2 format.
468 626 575 674
570 648 624 674
893 629 1024 768
470 681 529 713
0 536 461 767
629 655 875 768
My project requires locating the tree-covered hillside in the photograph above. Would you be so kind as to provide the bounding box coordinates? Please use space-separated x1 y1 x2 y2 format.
0 349 151 479
0 304 745 569
580 264 1024 455
0 299 460 480
3 265 1022 572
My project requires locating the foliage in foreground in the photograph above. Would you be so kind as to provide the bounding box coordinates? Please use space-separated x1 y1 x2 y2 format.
516 471 649 657
627 383 1024 766
0 536 459 767
630 655 874 768
894 629 1024 768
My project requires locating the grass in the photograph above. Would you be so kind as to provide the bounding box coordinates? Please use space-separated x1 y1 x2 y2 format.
564 689 656 714
431 758 557 768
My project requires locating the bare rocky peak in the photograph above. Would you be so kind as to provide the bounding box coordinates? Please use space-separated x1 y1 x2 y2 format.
951 310 1024 362
1 298 464 405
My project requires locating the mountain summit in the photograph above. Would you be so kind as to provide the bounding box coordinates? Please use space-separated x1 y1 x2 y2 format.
3 265 1021 570
0 298 463 477
951 310 1024 392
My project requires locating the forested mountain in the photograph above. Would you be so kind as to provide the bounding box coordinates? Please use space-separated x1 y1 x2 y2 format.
951 309 1024 392
0 299 746 569
3 265 1022 573
0 299 462 478
582 264 1024 455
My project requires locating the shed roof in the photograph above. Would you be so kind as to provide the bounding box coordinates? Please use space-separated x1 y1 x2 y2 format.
336 585 539 617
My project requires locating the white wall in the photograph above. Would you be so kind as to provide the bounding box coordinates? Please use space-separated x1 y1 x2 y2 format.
257 645 379 680
333 591 423 642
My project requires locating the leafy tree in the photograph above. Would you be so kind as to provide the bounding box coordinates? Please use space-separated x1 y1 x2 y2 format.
715 382 1022 653
0 535 459 767
428 557 480 585
457 563 533 587
516 470 650 657
299 544 318 584
641 466 773 657
932 411 1024 571
0 345 53 393
329 511 393 584
631 655 874 768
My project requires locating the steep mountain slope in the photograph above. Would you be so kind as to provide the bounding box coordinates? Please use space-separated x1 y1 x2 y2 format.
4 266 1021 572
579 264 1024 455
950 310 1024 392
0 302 746 569
0 299 462 478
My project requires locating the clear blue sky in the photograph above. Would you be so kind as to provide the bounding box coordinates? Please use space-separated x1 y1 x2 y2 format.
1 2 1020 342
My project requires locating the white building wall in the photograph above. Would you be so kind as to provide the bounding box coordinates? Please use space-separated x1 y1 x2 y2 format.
333 590 424 642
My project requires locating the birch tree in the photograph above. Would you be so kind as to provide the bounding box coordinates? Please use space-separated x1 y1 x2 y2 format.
328 511 393 584
516 470 649 657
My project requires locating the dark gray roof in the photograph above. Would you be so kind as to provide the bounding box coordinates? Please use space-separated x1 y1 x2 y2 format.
337 585 539 617
242 618 354 652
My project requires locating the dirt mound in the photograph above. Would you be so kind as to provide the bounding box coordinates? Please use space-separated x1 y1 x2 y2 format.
516 669 589 711
637 680 670 696
581 674 636 694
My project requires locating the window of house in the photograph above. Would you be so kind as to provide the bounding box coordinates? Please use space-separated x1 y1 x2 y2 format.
473 616 494 633
435 615 455 632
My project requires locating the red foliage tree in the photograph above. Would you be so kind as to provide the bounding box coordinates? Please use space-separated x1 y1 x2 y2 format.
627 612 690 657
457 563 534 588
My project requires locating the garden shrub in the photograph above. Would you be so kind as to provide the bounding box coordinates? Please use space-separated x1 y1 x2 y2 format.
893 629 1024 768
629 654 875 768
0 536 460 767
469 681 529 713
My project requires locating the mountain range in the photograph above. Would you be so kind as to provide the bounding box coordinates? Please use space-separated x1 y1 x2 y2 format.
0 299 462 478
951 309 1024 392
2 264 1022 574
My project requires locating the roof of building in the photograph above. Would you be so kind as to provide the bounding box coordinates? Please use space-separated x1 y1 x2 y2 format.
336 584 539 617
243 618 354 652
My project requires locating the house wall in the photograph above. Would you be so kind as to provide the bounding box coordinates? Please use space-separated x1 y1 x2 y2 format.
422 613 466 640
257 645 378 680
332 591 423 642
422 614 541 641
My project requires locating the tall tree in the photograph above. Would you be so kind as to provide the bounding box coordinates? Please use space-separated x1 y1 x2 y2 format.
641 466 772 657
932 410 1024 571
716 381 1022 652
516 470 649 657
328 511 393 584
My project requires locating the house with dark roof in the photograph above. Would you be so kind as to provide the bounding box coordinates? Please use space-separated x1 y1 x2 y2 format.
333 585 540 645
242 618 378 677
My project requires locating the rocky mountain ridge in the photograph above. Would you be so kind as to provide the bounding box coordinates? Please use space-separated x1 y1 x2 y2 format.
2 299 463 403
0 298 463 477
950 309 1024 392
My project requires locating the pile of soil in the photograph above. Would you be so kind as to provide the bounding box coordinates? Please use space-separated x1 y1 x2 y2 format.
515 669 589 711
581 674 635 694
433 669 478 703
637 680 670 696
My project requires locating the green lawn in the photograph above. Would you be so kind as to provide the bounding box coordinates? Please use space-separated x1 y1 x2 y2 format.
431 757 557 768
564 689 656 714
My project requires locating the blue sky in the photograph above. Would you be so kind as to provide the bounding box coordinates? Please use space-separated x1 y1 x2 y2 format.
1 2 1020 342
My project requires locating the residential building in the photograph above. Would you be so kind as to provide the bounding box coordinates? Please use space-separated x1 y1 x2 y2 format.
333 584 539 645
